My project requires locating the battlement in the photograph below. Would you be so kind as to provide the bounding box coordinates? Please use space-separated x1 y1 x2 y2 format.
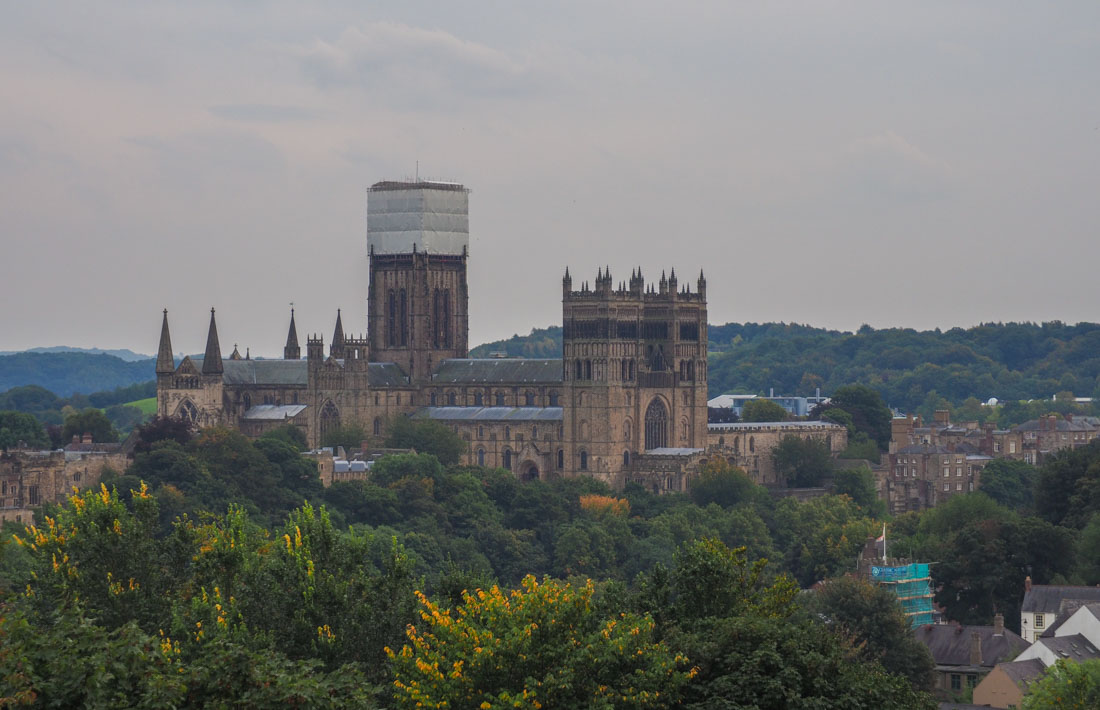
562 266 706 302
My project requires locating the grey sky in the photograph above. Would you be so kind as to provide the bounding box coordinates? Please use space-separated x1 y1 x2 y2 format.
2 2 1098 356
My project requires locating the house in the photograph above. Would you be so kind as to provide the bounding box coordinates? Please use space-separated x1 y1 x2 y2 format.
1020 576 1100 643
913 615 1025 696
971 659 1046 709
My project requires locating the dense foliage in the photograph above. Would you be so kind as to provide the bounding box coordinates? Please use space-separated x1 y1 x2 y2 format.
0 352 153 397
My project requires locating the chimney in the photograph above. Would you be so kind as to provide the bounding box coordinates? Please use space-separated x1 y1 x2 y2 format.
970 631 983 666
72 435 80 444
1025 575 1032 593
82 433 93 444
994 613 1004 636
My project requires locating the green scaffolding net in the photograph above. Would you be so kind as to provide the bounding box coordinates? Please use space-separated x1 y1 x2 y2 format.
871 563 934 627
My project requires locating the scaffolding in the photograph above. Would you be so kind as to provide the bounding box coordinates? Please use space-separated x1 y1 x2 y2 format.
871 563 934 627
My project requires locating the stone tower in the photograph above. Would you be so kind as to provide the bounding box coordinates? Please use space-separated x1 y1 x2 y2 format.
366 180 470 383
561 267 709 487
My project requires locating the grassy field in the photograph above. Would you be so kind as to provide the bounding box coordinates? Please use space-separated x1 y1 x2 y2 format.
124 397 157 415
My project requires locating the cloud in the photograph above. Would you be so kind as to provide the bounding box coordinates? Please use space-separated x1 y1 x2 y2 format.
298 22 534 105
208 104 320 123
838 131 955 202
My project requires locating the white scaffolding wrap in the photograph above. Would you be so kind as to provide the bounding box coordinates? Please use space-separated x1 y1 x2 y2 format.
367 183 469 256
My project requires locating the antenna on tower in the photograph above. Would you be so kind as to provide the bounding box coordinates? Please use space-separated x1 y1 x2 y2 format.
416 160 419 182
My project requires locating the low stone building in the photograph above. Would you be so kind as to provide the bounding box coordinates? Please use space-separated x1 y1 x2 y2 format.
0 440 128 524
706 420 848 485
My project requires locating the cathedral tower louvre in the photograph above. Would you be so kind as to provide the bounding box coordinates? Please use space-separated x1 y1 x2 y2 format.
366 180 469 382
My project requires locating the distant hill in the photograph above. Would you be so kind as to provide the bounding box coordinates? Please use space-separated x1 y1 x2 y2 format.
0 346 152 362
0 352 156 397
471 321 1100 413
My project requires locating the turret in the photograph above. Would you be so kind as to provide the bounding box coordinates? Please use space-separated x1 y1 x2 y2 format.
697 269 706 299
330 309 345 359
156 309 175 375
202 308 223 375
284 308 300 360
563 267 572 296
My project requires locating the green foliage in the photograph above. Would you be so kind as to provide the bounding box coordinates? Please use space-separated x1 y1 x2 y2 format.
979 458 1039 512
1036 439 1100 528
808 576 935 691
688 458 761 508
1022 658 1100 709
773 435 834 487
468 325 563 358
668 538 797 622
321 423 367 453
833 466 886 516
0 410 50 449
385 416 467 466
62 407 119 443
841 432 881 461
818 385 892 450
0 351 153 398
740 398 789 422
259 424 309 451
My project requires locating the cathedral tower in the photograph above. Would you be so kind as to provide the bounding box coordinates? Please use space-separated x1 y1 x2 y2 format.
561 267 709 488
367 180 470 382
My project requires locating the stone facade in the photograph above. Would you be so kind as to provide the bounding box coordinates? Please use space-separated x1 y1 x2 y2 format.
706 421 848 485
0 445 128 523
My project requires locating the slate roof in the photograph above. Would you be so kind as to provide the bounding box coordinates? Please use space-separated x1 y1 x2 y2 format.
1014 418 1096 432
192 358 309 386
367 362 410 387
895 444 952 455
1038 633 1100 662
1022 585 1100 614
997 659 1046 687
415 406 564 422
708 421 843 432
914 624 1025 669
644 447 704 456
240 404 308 421
432 359 563 385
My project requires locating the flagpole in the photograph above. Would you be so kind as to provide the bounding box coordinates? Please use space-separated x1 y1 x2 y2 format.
882 522 887 564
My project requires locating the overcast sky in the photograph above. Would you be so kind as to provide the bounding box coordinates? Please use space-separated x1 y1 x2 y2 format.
2 2 1099 356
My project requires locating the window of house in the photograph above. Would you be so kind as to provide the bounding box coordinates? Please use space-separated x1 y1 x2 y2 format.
430 392 437 406
549 391 559 406
956 467 963 476
1035 614 1045 629
950 674 961 691
525 392 534 406
505 426 511 440
623 451 630 467
943 483 949 491
27 485 40 506
944 468 950 477
956 482 962 490
447 392 456 406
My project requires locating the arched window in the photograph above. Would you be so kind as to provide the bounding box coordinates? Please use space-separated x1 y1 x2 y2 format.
584 360 592 380
621 360 628 380
579 450 588 470
432 290 441 348
575 359 583 380
681 419 689 441
532 426 538 439
623 450 630 467
524 391 534 406
749 436 755 453
177 399 198 423
373 418 381 436
242 393 251 411
557 449 564 469
644 399 669 450
623 419 632 441
549 391 559 406
320 400 340 441
495 392 505 406
734 436 740 453
399 288 408 346
447 392 456 406
503 449 512 469
504 426 511 440
474 392 483 406
386 289 396 346
442 290 451 348
477 448 485 466
629 360 635 380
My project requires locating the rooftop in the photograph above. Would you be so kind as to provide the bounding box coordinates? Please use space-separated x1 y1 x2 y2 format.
415 406 564 422
432 358 563 385
1022 584 1100 614
914 624 1025 669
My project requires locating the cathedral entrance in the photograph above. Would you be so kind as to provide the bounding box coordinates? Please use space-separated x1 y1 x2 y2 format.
644 399 669 450
319 401 340 443
521 462 540 481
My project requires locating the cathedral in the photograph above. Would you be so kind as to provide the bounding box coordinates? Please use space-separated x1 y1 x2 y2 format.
156 180 841 491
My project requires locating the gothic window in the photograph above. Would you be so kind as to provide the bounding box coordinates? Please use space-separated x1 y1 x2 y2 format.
687 361 694 380
373 418 381 436
430 392 438 406
532 426 538 439
503 449 512 469
474 392 483 406
584 360 592 380
644 399 669 450
681 419 689 441
579 450 588 470
524 391 534 406
375 394 380 406
242 393 251 411
495 392 505 406
432 290 441 348
549 391 559 406
557 449 564 469
623 419 632 441
399 289 408 346
442 290 451 348
447 392 456 406
749 436 755 453
386 290 396 347
177 399 198 424
575 359 583 380
478 426 484 438
477 449 485 466
623 451 630 467
320 400 340 442
629 360 635 380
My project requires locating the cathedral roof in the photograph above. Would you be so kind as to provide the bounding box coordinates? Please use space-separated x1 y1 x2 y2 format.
367 362 410 387
240 404 308 421
432 358 563 385
415 406 564 422
193 358 308 386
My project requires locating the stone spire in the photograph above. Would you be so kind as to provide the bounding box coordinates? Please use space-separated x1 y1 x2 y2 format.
202 308 223 375
284 308 300 360
156 309 175 374
331 309 346 358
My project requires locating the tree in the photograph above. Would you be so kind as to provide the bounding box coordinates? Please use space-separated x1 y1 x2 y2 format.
979 459 1038 512
833 466 886 516
741 399 789 422
808 576 935 691
132 414 193 454
61 407 119 443
814 385 892 451
384 416 466 466
0 410 50 449
387 576 689 709
1036 440 1100 528
1022 658 1100 709
321 423 367 453
689 457 760 508
259 424 308 451
773 435 834 487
